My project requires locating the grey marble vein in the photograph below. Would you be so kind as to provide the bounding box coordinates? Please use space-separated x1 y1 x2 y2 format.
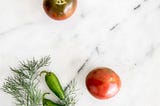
134 4 141 10
110 24 119 31
76 46 99 74
0 22 33 39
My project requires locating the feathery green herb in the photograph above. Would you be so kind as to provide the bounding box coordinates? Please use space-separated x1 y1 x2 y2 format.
59 79 78 106
2 56 51 106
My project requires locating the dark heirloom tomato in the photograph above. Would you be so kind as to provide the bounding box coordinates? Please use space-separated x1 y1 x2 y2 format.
43 0 77 20
86 67 121 100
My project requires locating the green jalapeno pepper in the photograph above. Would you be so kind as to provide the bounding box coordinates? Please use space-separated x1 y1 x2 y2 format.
43 93 64 106
40 71 65 100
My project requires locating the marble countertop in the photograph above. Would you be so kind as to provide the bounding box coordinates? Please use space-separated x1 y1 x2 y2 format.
0 0 160 105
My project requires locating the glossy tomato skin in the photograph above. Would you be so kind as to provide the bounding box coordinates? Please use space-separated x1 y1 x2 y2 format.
86 67 121 99
43 0 77 20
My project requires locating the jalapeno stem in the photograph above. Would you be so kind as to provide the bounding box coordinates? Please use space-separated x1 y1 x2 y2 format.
43 92 50 99
40 70 48 76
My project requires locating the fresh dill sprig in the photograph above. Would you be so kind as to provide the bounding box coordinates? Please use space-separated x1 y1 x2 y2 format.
59 79 78 106
2 56 51 106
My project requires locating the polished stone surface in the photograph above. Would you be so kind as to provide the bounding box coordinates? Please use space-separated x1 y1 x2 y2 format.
0 0 160 105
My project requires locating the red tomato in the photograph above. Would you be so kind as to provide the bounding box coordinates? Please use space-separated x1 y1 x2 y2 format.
43 0 77 20
86 67 121 99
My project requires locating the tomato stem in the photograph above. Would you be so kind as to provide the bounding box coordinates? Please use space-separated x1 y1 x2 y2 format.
55 0 67 5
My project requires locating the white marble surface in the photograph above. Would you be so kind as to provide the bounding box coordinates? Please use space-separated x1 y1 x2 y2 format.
0 0 160 105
